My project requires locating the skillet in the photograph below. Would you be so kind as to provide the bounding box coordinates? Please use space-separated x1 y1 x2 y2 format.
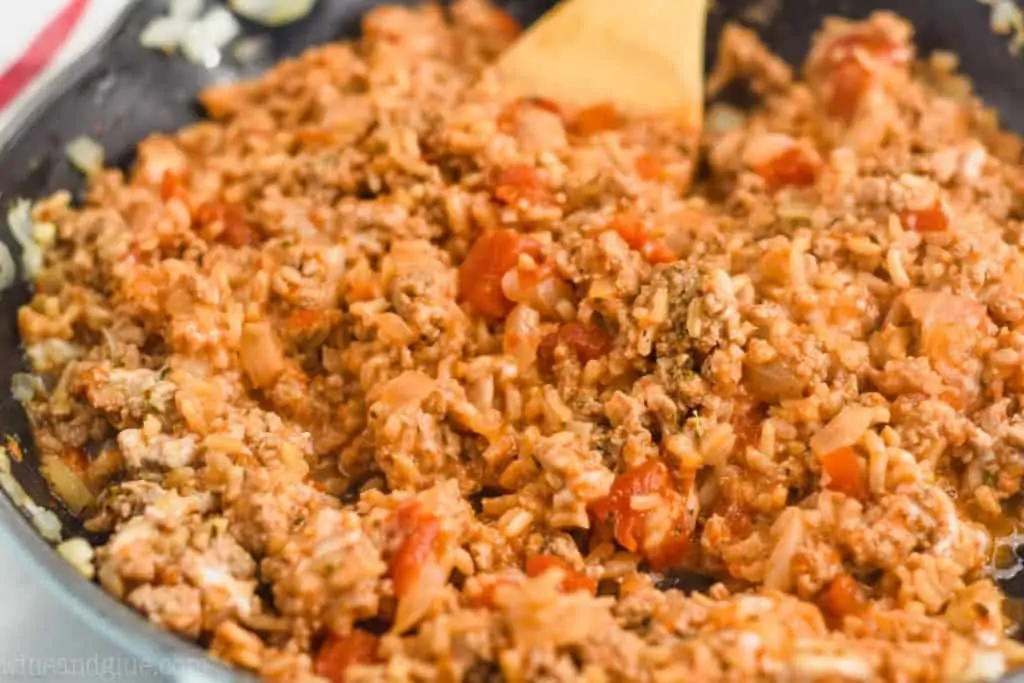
0 0 1023 681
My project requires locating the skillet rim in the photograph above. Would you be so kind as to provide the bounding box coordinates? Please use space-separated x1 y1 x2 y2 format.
0 2 246 681
0 2 1021 682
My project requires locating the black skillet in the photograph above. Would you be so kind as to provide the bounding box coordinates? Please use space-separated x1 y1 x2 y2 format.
0 0 1022 681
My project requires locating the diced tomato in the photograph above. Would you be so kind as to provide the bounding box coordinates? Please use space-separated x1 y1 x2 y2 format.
556 322 612 363
753 147 818 191
557 321 613 362
611 216 648 251
818 32 909 121
315 631 379 683
538 321 613 369
610 216 676 264
492 164 552 206
490 7 522 38
818 573 867 626
386 501 443 599
525 554 597 595
591 461 672 553
160 171 188 202
284 308 329 334
195 200 254 247
827 59 870 121
641 241 676 265
571 103 624 136
821 446 868 500
498 97 564 133
458 229 542 319
634 153 664 181
899 202 948 232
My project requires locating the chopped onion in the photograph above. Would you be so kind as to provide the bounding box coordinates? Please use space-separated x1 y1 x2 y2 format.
169 0 204 19
65 136 105 176
57 537 96 579
8 199 42 280
239 322 285 388
377 371 437 412
230 0 317 26
810 405 884 456
139 15 189 52
0 242 16 293
41 455 95 515
705 104 747 135
0 446 62 542
10 373 39 403
181 7 242 67
231 35 271 65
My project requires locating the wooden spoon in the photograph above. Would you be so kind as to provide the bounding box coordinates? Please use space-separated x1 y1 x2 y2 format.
497 0 709 135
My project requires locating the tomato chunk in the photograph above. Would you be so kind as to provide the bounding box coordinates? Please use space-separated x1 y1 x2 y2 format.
591 461 671 553
525 554 597 595
386 501 443 599
821 446 868 500
610 217 676 264
827 59 870 121
634 153 665 181
817 32 909 121
753 147 818 191
315 631 379 683
538 321 613 369
458 229 542 319
819 573 868 626
899 202 948 232
571 103 624 136
493 164 552 206
160 171 188 202
490 7 522 38
195 200 254 247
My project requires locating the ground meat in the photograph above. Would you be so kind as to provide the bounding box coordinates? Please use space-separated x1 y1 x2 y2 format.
14 2 1024 681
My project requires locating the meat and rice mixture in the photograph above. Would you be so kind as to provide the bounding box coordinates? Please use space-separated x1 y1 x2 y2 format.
14 1 1024 681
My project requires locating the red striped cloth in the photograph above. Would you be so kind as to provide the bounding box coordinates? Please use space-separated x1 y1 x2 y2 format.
0 0 132 130
0 0 89 112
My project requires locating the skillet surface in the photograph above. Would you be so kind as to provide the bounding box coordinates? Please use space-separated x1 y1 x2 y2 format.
0 0 1023 679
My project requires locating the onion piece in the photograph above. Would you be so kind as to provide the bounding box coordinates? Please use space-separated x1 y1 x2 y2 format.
231 35 272 65
65 136 105 176
0 242 16 293
57 537 96 579
139 16 189 52
376 371 437 412
10 372 40 403
41 455 94 515
181 7 242 67
230 0 317 26
7 199 43 280
169 0 204 19
810 404 885 456
0 446 62 541
239 322 285 388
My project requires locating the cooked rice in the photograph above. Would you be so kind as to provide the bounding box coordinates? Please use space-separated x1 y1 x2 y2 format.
14 2 1024 681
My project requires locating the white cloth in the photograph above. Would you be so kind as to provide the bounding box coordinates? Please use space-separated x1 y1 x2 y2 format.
0 0 133 131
